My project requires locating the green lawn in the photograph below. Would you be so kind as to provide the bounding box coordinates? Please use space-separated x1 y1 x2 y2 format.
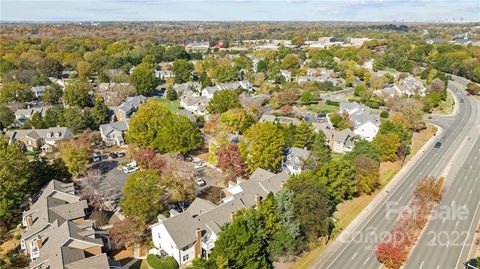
433 91 454 115
155 98 181 112
306 102 339 114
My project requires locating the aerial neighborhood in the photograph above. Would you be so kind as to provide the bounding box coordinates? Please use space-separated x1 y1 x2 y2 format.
0 20 479 269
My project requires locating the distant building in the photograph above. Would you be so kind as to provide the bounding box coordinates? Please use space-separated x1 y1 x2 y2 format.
201 80 252 99
14 106 52 125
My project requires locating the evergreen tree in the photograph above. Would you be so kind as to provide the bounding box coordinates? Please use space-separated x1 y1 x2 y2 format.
292 122 315 149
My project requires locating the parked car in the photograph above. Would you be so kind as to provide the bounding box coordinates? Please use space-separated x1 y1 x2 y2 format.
460 99 465 103
194 161 207 169
92 153 101 162
434 142 442 148
181 155 193 162
123 165 139 174
117 152 126 157
109 152 119 159
194 177 206 187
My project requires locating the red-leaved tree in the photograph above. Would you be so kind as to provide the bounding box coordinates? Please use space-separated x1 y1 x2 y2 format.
216 144 247 179
134 148 165 170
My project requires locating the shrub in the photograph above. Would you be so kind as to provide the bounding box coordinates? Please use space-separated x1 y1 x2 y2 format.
326 100 340 106
146 255 178 269
380 111 389 118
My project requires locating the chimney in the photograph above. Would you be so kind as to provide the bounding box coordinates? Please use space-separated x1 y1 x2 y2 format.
26 216 33 229
193 228 202 258
35 238 42 249
255 194 261 208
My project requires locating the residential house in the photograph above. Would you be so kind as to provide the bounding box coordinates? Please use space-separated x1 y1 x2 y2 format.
258 114 301 126
6 127 74 152
340 102 380 141
280 70 292 82
21 180 117 269
113 95 147 121
282 147 311 175
99 120 129 147
320 125 355 154
31 86 47 99
181 91 209 116
150 168 288 266
173 82 201 96
201 80 253 99
156 70 175 80
98 83 135 106
15 106 52 125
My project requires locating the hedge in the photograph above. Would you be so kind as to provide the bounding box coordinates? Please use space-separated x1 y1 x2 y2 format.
146 255 178 269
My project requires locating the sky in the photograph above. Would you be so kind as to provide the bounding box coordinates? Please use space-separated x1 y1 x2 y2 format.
1 0 479 22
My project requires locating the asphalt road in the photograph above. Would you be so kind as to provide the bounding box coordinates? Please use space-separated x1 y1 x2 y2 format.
312 81 480 269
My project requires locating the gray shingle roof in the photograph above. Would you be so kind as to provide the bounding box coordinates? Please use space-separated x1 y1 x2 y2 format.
157 168 288 249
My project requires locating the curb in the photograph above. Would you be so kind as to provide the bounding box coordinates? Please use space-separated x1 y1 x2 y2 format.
310 125 443 269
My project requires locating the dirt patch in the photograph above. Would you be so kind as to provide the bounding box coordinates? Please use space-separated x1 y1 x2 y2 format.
0 228 21 259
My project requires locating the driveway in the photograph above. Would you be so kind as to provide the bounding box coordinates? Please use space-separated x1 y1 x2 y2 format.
89 154 131 200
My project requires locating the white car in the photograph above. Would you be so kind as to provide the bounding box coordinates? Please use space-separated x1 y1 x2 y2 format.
194 161 207 169
194 178 206 187
123 165 139 174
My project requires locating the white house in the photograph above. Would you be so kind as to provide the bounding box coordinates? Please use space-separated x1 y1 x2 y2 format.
282 147 311 175
150 168 288 266
201 80 253 99
340 102 380 141
30 86 47 99
99 120 129 146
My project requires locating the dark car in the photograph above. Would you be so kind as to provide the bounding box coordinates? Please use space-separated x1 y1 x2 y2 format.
434 142 442 148
460 99 465 103
109 152 119 159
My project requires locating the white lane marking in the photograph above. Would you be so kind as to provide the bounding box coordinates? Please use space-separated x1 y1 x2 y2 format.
437 265 440 269
363 257 370 265
455 198 480 268
420 261 424 269
351 251 358 260
458 187 462 193
470 190 473 195
455 220 459 227
409 183 413 188
447 240 450 247
465 175 468 180
442 217 446 224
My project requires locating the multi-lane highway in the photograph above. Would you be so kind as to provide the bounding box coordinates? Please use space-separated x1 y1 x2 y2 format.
312 81 480 269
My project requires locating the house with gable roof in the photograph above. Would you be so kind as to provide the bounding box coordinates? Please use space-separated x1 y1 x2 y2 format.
113 95 147 122
21 180 117 269
99 119 129 147
150 168 288 266
6 127 74 152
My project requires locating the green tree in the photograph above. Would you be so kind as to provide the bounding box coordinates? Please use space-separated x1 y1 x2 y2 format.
0 140 29 226
126 99 202 154
130 63 157 96
300 91 316 104
172 59 194 83
27 111 46 129
44 105 64 127
292 122 316 149
207 90 241 114
209 209 272 269
285 172 332 242
282 123 297 147
318 159 357 205
239 122 285 173
345 140 380 162
63 106 93 133
280 54 300 73
60 139 92 177
219 108 255 134
166 86 178 101
63 80 91 107
28 157 72 194
0 82 33 104
308 131 331 170
0 104 14 129
373 132 401 162
120 170 167 222
41 84 63 105
91 96 109 128
353 156 380 194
